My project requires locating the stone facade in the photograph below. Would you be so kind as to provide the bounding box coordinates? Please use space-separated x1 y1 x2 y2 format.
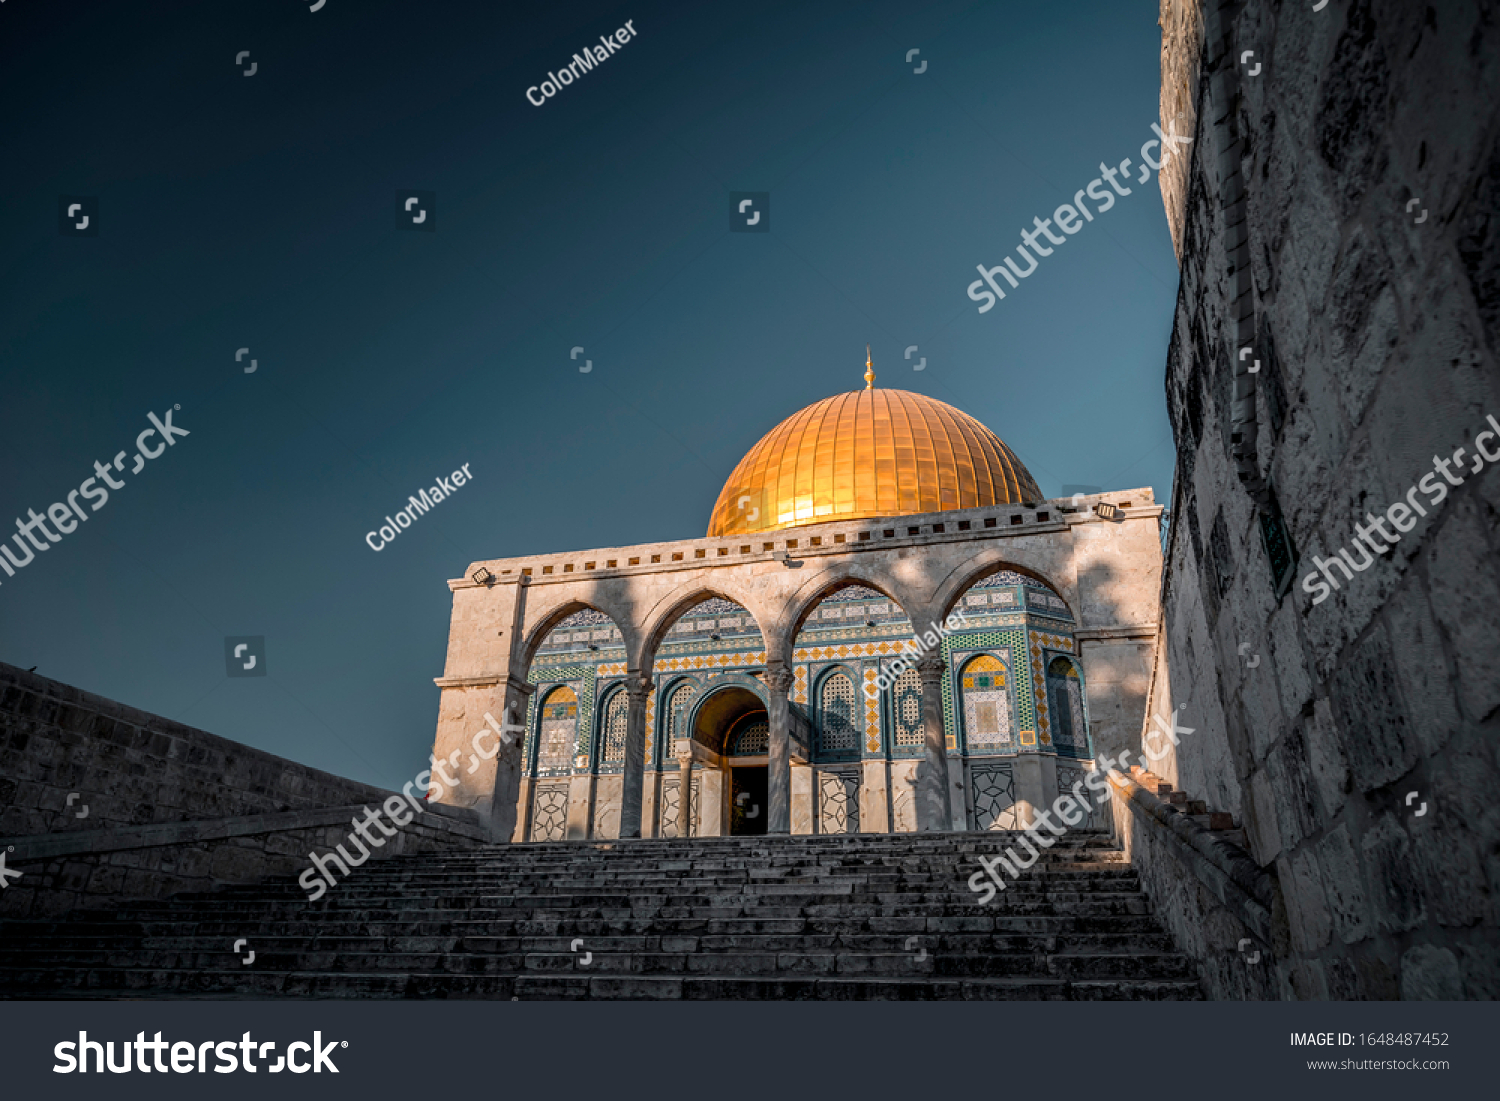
0 663 486 919
429 494 1165 845
1140 0 1500 998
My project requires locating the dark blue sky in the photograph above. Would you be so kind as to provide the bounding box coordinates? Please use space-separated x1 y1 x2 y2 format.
0 0 1178 790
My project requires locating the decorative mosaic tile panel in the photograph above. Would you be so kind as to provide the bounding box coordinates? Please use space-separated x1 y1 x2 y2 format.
658 774 700 838
1028 630 1074 748
942 628 1029 753
958 653 1013 750
643 687 657 768
525 678 588 780
863 669 881 752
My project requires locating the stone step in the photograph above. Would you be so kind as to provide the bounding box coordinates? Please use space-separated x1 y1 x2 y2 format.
0 966 1202 1001
0 832 1200 1000
0 946 1198 981
2 929 1179 955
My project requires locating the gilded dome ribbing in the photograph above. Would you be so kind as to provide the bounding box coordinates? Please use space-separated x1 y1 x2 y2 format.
707 388 1041 536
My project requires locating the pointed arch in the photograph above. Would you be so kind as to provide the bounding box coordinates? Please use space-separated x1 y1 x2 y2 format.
520 598 628 671
636 583 770 672
1045 654 1091 756
929 557 1076 628
776 569 919 655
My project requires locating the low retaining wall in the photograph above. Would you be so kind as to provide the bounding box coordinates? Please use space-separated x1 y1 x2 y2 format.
0 663 487 918
1108 766 1282 1000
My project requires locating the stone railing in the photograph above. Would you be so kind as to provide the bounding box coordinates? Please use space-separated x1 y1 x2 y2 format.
1107 765 1282 1000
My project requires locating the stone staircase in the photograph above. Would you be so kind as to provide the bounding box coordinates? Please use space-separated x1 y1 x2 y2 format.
0 831 1203 999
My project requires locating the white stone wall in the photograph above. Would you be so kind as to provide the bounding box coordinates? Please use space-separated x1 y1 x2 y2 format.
1152 0 1500 999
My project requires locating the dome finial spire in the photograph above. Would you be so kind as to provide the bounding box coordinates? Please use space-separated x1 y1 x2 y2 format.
864 344 875 390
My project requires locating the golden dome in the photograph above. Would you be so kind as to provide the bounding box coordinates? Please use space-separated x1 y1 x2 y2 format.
707 387 1041 536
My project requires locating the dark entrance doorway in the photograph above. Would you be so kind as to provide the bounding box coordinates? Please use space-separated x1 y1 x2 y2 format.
730 766 768 835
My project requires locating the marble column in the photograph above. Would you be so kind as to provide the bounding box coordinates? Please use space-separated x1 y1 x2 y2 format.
676 744 694 839
764 662 795 835
915 655 952 831
618 672 652 839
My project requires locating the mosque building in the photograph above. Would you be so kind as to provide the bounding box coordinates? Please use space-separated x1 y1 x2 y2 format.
430 356 1164 842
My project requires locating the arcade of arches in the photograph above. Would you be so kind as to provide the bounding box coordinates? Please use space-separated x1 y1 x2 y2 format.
519 576 1102 841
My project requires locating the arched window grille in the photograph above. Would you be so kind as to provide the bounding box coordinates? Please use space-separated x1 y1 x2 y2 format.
892 666 924 748
663 682 697 765
817 672 859 758
600 689 628 765
728 715 769 756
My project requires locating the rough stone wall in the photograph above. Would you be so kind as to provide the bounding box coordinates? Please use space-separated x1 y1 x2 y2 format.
2 813 481 921
1 663 394 837
1152 0 1500 999
0 663 485 918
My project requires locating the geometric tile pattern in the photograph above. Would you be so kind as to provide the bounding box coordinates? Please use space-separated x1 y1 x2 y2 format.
958 652 1014 750
1029 630 1075 748
943 627 1029 753
970 762 1019 831
863 668 881 752
530 782 569 841
892 667 924 749
817 767 860 834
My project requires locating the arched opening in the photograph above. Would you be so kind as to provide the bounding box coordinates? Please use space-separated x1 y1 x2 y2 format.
640 594 766 840
682 683 769 837
1045 655 1091 757
789 583 912 834
521 605 627 842
939 568 1084 831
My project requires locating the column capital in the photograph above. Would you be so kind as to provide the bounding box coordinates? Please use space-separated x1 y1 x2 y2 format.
762 661 796 694
915 654 947 681
625 671 654 698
